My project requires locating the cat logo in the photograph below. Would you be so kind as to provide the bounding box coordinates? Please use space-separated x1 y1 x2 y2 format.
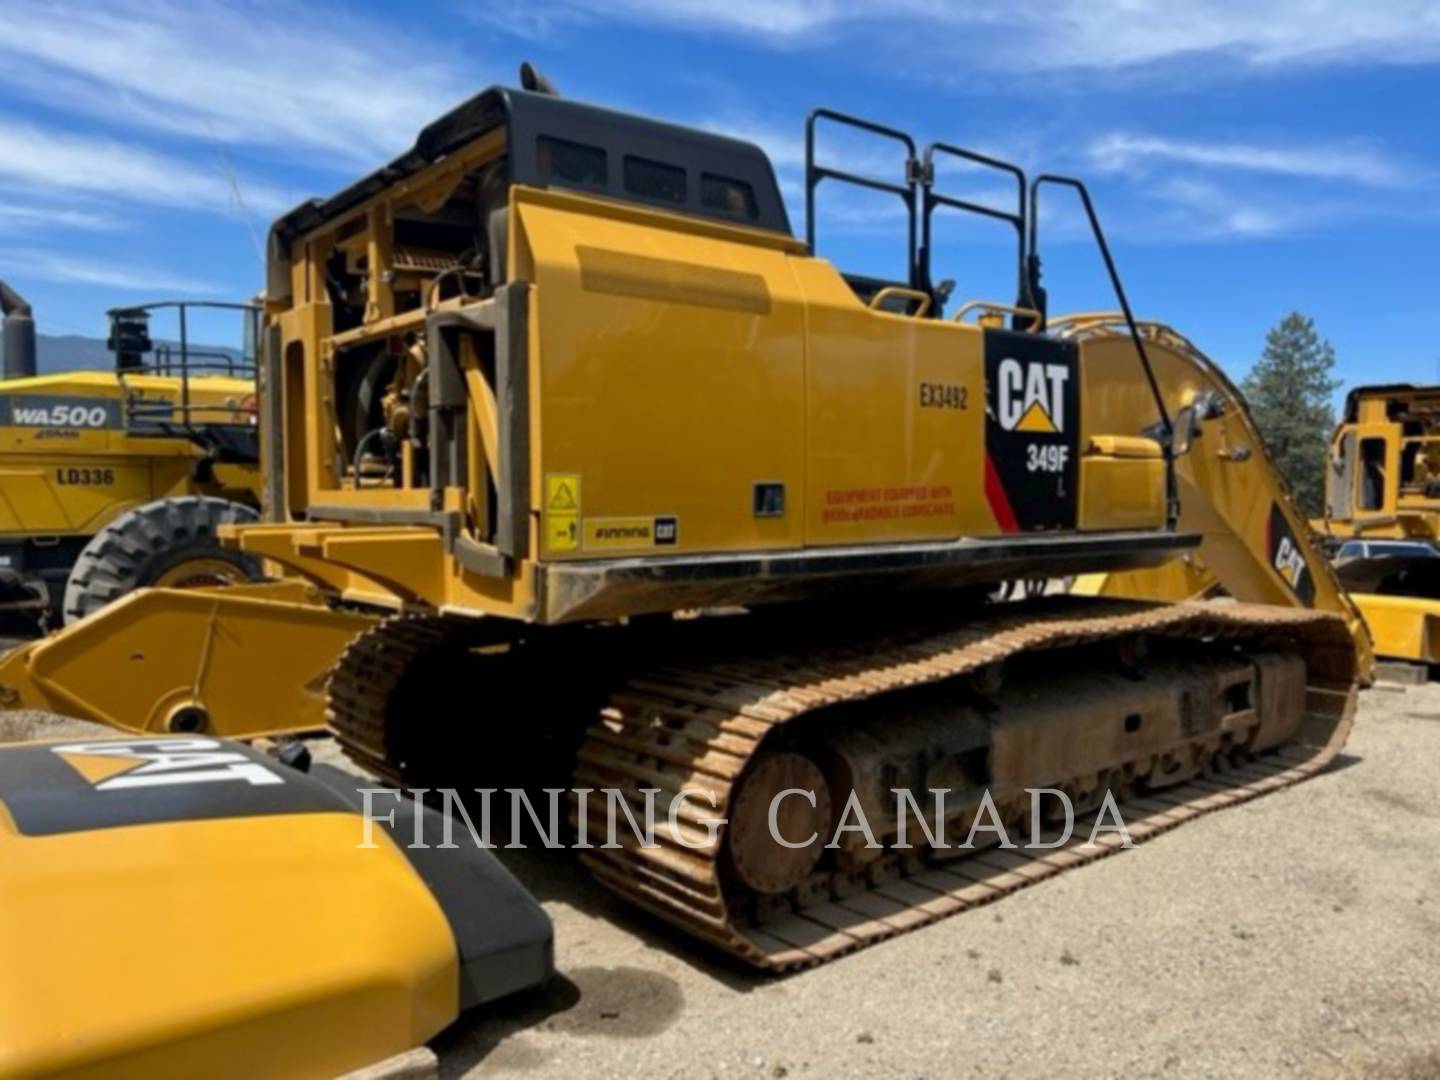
1273 534 1305 588
995 357 1069 434
50 737 284 791
1266 503 1315 605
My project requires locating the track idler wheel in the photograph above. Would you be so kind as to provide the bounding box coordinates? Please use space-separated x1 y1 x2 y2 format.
725 751 832 895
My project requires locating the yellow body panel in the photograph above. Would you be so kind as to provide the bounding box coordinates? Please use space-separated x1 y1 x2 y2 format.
791 259 982 542
1351 592 1440 663
517 191 810 555
1079 445 1167 531
0 370 260 538
0 803 456 1078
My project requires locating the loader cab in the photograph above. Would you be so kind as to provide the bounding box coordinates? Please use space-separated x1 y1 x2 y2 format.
1327 385 1440 540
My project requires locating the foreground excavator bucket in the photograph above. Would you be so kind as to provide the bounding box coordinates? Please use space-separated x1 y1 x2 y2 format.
0 733 552 1076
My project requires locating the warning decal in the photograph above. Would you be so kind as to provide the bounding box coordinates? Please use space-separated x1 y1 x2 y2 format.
545 474 581 552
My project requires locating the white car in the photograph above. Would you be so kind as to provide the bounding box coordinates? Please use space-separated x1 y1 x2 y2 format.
1335 540 1440 560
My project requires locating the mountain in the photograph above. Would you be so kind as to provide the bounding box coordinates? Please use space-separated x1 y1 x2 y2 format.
29 333 246 376
36 334 115 373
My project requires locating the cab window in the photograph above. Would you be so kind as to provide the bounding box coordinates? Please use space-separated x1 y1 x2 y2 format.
1359 437 1386 512
537 136 607 188
701 173 758 220
624 156 686 204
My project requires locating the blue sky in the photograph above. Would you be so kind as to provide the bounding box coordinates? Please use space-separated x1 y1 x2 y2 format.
0 0 1437 395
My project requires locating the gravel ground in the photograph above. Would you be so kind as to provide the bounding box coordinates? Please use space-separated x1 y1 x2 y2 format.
430 681 1440 1080
9 683 1440 1078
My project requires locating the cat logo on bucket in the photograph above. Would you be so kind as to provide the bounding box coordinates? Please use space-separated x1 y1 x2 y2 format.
995 357 1069 434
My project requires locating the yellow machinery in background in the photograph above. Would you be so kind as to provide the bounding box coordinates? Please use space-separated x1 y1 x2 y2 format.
0 289 262 626
0 66 1371 989
1083 379 1440 667
1317 384 1440 663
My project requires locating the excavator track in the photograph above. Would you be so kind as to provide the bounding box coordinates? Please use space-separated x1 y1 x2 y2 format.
326 616 459 785
328 598 1357 972
574 599 1356 970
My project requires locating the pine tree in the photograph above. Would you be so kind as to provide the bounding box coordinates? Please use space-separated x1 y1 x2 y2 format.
1241 313 1341 517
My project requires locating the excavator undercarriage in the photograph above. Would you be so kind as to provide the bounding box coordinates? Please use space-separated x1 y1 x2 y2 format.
325 597 1355 969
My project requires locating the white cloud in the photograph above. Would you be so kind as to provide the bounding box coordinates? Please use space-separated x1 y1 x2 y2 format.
0 249 225 294
522 0 1440 72
0 201 122 232
0 0 472 167
701 119 807 172
995 0 1440 71
1144 177 1298 239
0 122 293 218
1087 133 1410 187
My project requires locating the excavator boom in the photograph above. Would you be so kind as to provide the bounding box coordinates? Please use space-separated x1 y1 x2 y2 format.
1065 314 1374 678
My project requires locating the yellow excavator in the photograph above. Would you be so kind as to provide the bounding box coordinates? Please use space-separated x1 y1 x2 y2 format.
0 64 1371 1074
0 284 263 627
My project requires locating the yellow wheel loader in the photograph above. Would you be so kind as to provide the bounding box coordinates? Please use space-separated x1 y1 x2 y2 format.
0 288 263 627
0 66 1371 1066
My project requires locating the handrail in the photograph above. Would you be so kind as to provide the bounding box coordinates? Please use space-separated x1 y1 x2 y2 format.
1029 176 1171 440
950 300 1043 326
805 108 919 290
1030 176 1176 529
105 299 261 446
868 286 932 317
920 142 1034 320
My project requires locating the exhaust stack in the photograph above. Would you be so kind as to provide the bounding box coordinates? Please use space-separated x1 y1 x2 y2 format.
519 62 559 96
0 280 37 380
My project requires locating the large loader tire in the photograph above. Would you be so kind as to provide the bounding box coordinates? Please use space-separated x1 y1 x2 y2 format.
63 497 261 625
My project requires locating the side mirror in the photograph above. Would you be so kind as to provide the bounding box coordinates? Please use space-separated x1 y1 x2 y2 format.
1171 404 1200 458
1171 390 1224 458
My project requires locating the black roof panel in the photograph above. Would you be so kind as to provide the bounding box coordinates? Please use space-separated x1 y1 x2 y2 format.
271 86 790 244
